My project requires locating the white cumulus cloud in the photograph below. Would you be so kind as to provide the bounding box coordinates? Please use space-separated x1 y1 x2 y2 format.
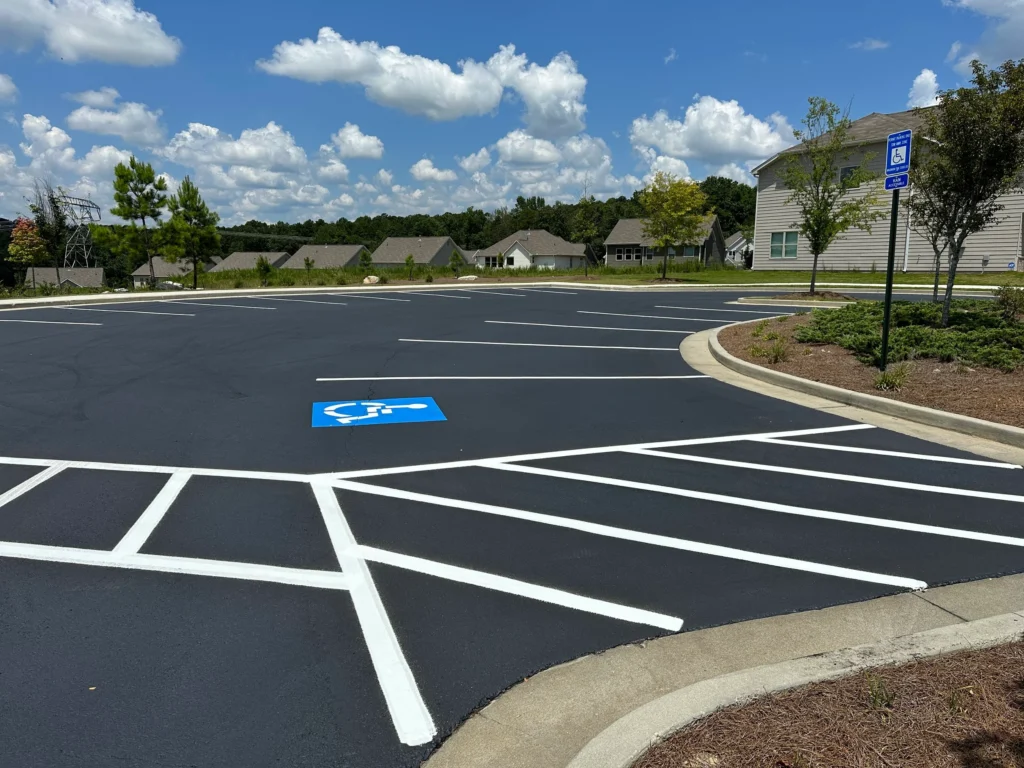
410 158 457 182
0 0 181 66
943 0 1024 75
907 68 941 108
849 38 890 50
330 122 384 158
68 86 120 108
713 162 755 185
495 130 561 165
630 96 795 162
457 147 491 173
67 99 164 145
0 74 18 102
257 30 587 138
162 121 308 171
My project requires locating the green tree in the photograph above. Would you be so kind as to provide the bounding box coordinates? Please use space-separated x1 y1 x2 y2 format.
571 193 600 277
110 155 168 286
30 181 69 285
639 172 709 280
698 176 756 235
779 98 883 295
304 256 314 273
905 59 1024 326
7 218 48 288
405 253 415 280
166 176 220 290
255 255 272 286
359 249 373 271
449 249 464 276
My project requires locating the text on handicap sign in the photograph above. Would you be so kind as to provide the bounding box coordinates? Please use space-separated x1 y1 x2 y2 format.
312 397 447 428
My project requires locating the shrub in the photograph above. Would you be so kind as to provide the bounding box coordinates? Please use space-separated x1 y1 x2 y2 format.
874 362 911 391
751 319 769 338
425 273 434 283
336 276 347 286
233 279 243 289
277 273 295 287
378 274 389 285
994 286 1024 322
765 338 789 363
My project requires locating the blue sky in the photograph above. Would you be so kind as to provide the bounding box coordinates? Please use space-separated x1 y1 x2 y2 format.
0 0 1019 224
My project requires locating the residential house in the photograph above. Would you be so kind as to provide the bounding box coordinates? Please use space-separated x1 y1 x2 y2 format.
603 216 727 268
131 256 191 288
370 236 468 267
475 229 588 270
725 232 752 266
281 244 370 269
751 108 1024 272
25 267 105 289
207 252 290 273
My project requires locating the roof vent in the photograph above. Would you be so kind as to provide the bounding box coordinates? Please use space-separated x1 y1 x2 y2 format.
525 230 530 240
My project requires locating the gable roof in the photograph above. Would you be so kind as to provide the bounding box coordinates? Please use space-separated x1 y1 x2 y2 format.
131 256 191 278
282 244 368 269
753 107 935 175
26 267 105 288
208 252 290 272
370 236 466 264
604 216 718 248
725 231 747 249
478 229 586 258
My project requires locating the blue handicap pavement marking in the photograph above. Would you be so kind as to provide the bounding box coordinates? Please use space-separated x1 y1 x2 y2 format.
312 397 447 428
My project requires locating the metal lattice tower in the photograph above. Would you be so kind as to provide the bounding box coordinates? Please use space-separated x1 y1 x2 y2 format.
57 194 101 268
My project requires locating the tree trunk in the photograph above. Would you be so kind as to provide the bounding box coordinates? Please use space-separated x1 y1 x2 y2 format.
809 253 820 296
142 217 154 285
941 244 962 327
30 265 36 290
931 248 942 303
192 255 198 291
661 249 668 280
54 252 61 289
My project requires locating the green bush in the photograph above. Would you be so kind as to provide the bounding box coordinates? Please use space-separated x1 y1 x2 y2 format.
425 273 434 283
994 286 1024 322
874 363 910 391
795 299 1024 372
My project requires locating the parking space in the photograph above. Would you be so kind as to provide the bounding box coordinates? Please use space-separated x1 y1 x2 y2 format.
0 286 1020 768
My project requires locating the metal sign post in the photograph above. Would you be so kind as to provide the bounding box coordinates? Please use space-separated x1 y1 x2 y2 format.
879 131 913 371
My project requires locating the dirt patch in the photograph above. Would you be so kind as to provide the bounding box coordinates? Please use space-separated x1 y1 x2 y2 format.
770 291 858 302
633 641 1024 768
718 314 1024 429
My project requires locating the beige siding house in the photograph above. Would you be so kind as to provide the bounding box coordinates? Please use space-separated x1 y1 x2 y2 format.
281 244 370 269
208 252 290 272
603 216 727 268
752 109 1024 273
370 236 468 267
476 229 587 270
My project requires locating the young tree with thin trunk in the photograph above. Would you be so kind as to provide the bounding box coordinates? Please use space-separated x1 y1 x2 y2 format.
905 59 1024 326
571 193 599 278
779 98 883 295
7 218 48 289
449 249 464 276
405 253 415 280
30 181 69 286
110 156 168 286
639 172 708 280
166 176 220 290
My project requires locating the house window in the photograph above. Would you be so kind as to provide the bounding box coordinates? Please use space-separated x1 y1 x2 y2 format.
668 247 676 259
484 256 500 268
615 247 623 261
770 231 799 259
839 166 857 184
681 246 699 257
645 248 653 260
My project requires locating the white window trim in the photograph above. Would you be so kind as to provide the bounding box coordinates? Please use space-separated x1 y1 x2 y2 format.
769 231 799 259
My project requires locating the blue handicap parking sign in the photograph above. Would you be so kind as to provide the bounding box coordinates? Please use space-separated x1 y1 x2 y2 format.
885 173 909 191
312 397 447 428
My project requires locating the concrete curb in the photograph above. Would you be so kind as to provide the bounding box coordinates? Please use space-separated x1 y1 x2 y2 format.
734 297 853 308
0 280 999 310
566 612 1024 768
709 322 1024 450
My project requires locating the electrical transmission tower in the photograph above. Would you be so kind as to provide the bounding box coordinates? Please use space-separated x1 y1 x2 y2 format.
57 194 101 268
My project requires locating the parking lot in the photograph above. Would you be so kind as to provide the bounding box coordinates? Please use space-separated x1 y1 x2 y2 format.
1 286 1022 768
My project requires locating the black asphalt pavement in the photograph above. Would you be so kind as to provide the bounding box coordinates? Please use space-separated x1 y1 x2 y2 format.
0 286 1021 768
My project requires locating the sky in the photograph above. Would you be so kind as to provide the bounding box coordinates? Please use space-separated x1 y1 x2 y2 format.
0 0 1021 225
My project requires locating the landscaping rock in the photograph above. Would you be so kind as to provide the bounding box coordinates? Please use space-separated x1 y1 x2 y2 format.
156 281 183 291
457 274 479 281
363 275 380 284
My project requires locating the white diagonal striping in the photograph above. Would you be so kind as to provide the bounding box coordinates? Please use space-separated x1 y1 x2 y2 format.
753 437 1022 469
112 470 192 554
0 462 69 508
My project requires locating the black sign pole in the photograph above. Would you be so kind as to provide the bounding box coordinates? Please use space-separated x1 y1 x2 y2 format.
879 188 900 371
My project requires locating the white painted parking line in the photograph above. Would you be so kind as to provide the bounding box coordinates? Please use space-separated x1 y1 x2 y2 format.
395 291 471 300
578 311 727 324
399 338 679 351
515 288 578 295
0 539 352 591
752 437 1023 469
327 424 876 480
628 449 1024 504
356 544 683 632
112 470 192 555
316 375 710 382
0 455 314 483
65 307 195 317
0 462 68 509
255 296 347 306
336 479 926 590
312 482 437 747
333 293 412 302
165 301 276 310
655 305 791 315
455 289 526 297
485 320 696 335
0 318 103 326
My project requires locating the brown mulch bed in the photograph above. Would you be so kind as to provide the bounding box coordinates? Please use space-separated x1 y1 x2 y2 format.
719 314 1024 429
633 641 1024 768
771 291 857 302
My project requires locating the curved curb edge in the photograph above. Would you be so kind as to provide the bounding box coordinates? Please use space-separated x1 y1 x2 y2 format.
708 322 1024 450
566 612 1024 768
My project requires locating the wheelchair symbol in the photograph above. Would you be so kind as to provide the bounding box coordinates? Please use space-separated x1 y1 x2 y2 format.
323 401 429 425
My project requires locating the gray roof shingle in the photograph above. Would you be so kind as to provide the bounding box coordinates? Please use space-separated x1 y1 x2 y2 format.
282 244 369 269
131 256 191 278
208 252 290 272
25 267 105 288
604 216 717 247
478 230 586 258
725 231 746 249
370 236 467 264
